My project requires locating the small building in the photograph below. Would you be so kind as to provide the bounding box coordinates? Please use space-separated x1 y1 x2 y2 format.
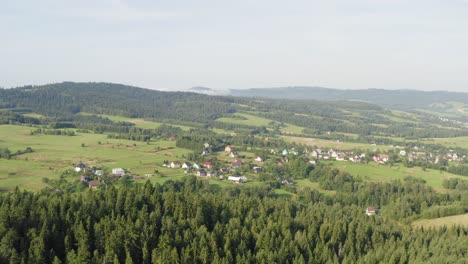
170 161 181 169
79 175 88 182
182 162 191 169
88 181 100 190
366 206 378 216
229 151 238 158
253 166 263 173
282 149 289 156
227 176 247 183
219 167 230 174
196 169 207 177
193 163 201 170
309 160 317 165
75 162 86 172
201 150 209 156
94 170 104 176
203 161 213 169
204 142 210 149
336 154 345 161
112 168 125 177
132 174 142 180
255 156 264 162
225 145 234 152
207 171 217 177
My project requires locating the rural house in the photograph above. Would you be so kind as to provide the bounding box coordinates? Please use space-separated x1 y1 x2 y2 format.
366 206 378 216
170 161 181 168
225 145 234 152
75 162 86 172
112 168 125 177
227 176 247 183
196 169 207 177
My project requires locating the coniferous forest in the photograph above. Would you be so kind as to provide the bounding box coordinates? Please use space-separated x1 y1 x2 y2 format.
0 178 467 264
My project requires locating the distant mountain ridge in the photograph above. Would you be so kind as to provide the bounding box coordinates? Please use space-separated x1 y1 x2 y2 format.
230 86 468 113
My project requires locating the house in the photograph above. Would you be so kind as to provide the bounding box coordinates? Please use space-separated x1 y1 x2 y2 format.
201 150 209 156
94 170 104 176
196 169 207 177
282 149 289 156
88 181 100 190
132 174 142 180
253 166 263 173
162 161 169 167
309 160 317 165
229 151 238 158
225 145 234 152
207 171 217 177
366 206 378 216
79 175 88 182
336 154 345 161
227 176 247 183
399 150 407 156
203 161 213 169
255 156 264 162
219 167 230 174
349 156 361 163
204 142 210 149
112 168 125 177
193 163 201 170
144 174 153 177
280 177 293 186
170 161 181 169
311 150 321 159
75 162 86 172
181 162 191 169
270 149 278 155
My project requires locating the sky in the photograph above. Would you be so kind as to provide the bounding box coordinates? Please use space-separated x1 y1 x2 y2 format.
1 0 468 91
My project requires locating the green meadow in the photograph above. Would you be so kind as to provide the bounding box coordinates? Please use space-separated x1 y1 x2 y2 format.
216 112 304 134
0 125 192 191
412 213 468 228
79 112 193 131
328 161 466 191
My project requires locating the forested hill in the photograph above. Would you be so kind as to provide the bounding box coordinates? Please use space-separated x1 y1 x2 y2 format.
0 82 240 122
230 86 468 111
0 82 380 122
2 82 468 138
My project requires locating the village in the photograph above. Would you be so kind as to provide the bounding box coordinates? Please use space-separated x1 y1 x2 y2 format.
71 139 467 190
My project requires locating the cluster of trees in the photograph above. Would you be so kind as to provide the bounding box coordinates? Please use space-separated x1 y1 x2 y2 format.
30 128 75 136
0 147 11 159
0 178 467 263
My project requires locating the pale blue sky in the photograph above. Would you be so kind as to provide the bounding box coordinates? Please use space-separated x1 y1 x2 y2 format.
1 0 467 91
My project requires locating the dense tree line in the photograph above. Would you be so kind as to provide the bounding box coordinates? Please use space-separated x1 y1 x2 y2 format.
0 178 467 263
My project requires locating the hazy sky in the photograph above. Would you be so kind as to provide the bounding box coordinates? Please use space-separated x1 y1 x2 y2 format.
1 0 468 91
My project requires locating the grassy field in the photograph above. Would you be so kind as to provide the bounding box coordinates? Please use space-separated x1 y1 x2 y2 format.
412 213 468 228
0 125 192 191
283 136 393 151
423 137 468 149
216 112 304 134
328 161 466 191
79 113 193 131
